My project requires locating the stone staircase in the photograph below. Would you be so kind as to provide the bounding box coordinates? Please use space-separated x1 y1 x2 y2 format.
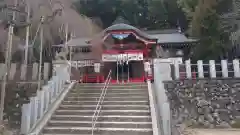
42 83 153 135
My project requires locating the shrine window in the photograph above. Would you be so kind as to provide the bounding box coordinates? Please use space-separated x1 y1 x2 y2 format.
85 66 94 74
81 47 91 53
73 47 92 53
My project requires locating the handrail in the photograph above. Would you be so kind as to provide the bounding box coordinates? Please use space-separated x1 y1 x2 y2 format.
147 80 161 135
91 70 112 135
21 63 71 135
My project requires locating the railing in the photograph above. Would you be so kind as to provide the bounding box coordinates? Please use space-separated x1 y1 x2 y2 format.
152 59 173 135
0 62 51 81
147 80 161 135
91 70 112 135
173 59 240 80
20 64 71 134
82 74 104 83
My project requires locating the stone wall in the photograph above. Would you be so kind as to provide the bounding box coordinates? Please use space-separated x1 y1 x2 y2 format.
164 79 240 128
0 62 52 130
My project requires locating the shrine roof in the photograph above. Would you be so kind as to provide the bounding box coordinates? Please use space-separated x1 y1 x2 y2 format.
52 28 198 47
72 52 98 61
151 33 198 44
67 37 90 46
145 29 198 44
52 37 90 47
104 23 157 40
146 29 180 34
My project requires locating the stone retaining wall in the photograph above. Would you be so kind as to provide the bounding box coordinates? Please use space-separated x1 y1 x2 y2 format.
164 79 240 128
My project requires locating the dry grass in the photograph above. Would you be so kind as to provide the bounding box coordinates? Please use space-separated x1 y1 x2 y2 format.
187 129 240 135
0 124 13 135
231 120 240 128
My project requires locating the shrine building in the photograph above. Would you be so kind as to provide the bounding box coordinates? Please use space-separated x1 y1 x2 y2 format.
52 18 198 83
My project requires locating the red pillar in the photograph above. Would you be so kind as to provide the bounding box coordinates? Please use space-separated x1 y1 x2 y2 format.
144 43 149 81
145 43 149 59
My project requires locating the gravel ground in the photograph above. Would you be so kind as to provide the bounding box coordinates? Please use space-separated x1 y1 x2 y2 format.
183 129 240 135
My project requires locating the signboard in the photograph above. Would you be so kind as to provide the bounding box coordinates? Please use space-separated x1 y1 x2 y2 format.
71 60 94 68
102 53 143 62
168 57 183 64
153 57 183 64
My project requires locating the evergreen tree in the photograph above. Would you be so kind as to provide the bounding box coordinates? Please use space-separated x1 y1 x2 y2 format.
75 0 180 29
178 0 230 60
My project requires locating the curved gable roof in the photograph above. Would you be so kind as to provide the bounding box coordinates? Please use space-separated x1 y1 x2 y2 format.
112 16 131 25
104 23 157 41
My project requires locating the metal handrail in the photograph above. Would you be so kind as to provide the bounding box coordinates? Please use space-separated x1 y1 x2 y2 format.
91 70 112 135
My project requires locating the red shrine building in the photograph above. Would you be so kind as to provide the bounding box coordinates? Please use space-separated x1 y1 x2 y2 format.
53 17 198 83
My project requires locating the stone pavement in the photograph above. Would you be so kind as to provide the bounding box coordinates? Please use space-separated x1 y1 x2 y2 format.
183 129 240 135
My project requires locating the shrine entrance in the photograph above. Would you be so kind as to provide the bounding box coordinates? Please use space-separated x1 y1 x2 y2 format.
114 61 145 83
104 61 145 83
102 51 147 83
116 61 131 83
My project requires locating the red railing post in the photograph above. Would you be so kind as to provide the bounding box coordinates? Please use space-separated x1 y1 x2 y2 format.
97 74 99 83
192 70 197 80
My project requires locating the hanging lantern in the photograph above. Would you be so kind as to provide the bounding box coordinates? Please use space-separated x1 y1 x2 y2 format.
94 63 101 73
144 61 150 72
123 54 128 63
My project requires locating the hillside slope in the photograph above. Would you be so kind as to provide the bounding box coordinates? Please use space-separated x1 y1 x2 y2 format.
0 0 101 62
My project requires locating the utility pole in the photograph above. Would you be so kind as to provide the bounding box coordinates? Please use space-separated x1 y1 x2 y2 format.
7 0 18 66
0 0 18 124
37 16 44 90
24 0 30 65
69 31 74 77
65 23 68 54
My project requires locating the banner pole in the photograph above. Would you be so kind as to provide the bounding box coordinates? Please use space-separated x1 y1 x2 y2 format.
121 55 124 83
117 56 119 83
127 53 129 83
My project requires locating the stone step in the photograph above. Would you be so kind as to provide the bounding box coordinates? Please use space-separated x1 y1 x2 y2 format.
67 92 148 97
51 115 152 122
72 87 148 90
71 89 147 92
70 88 147 93
44 133 152 135
43 127 153 135
47 121 152 128
43 83 152 135
54 109 150 116
76 83 147 87
62 100 149 105
64 97 148 101
58 104 150 110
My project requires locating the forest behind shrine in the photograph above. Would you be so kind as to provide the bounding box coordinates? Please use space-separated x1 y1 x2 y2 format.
77 0 235 61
